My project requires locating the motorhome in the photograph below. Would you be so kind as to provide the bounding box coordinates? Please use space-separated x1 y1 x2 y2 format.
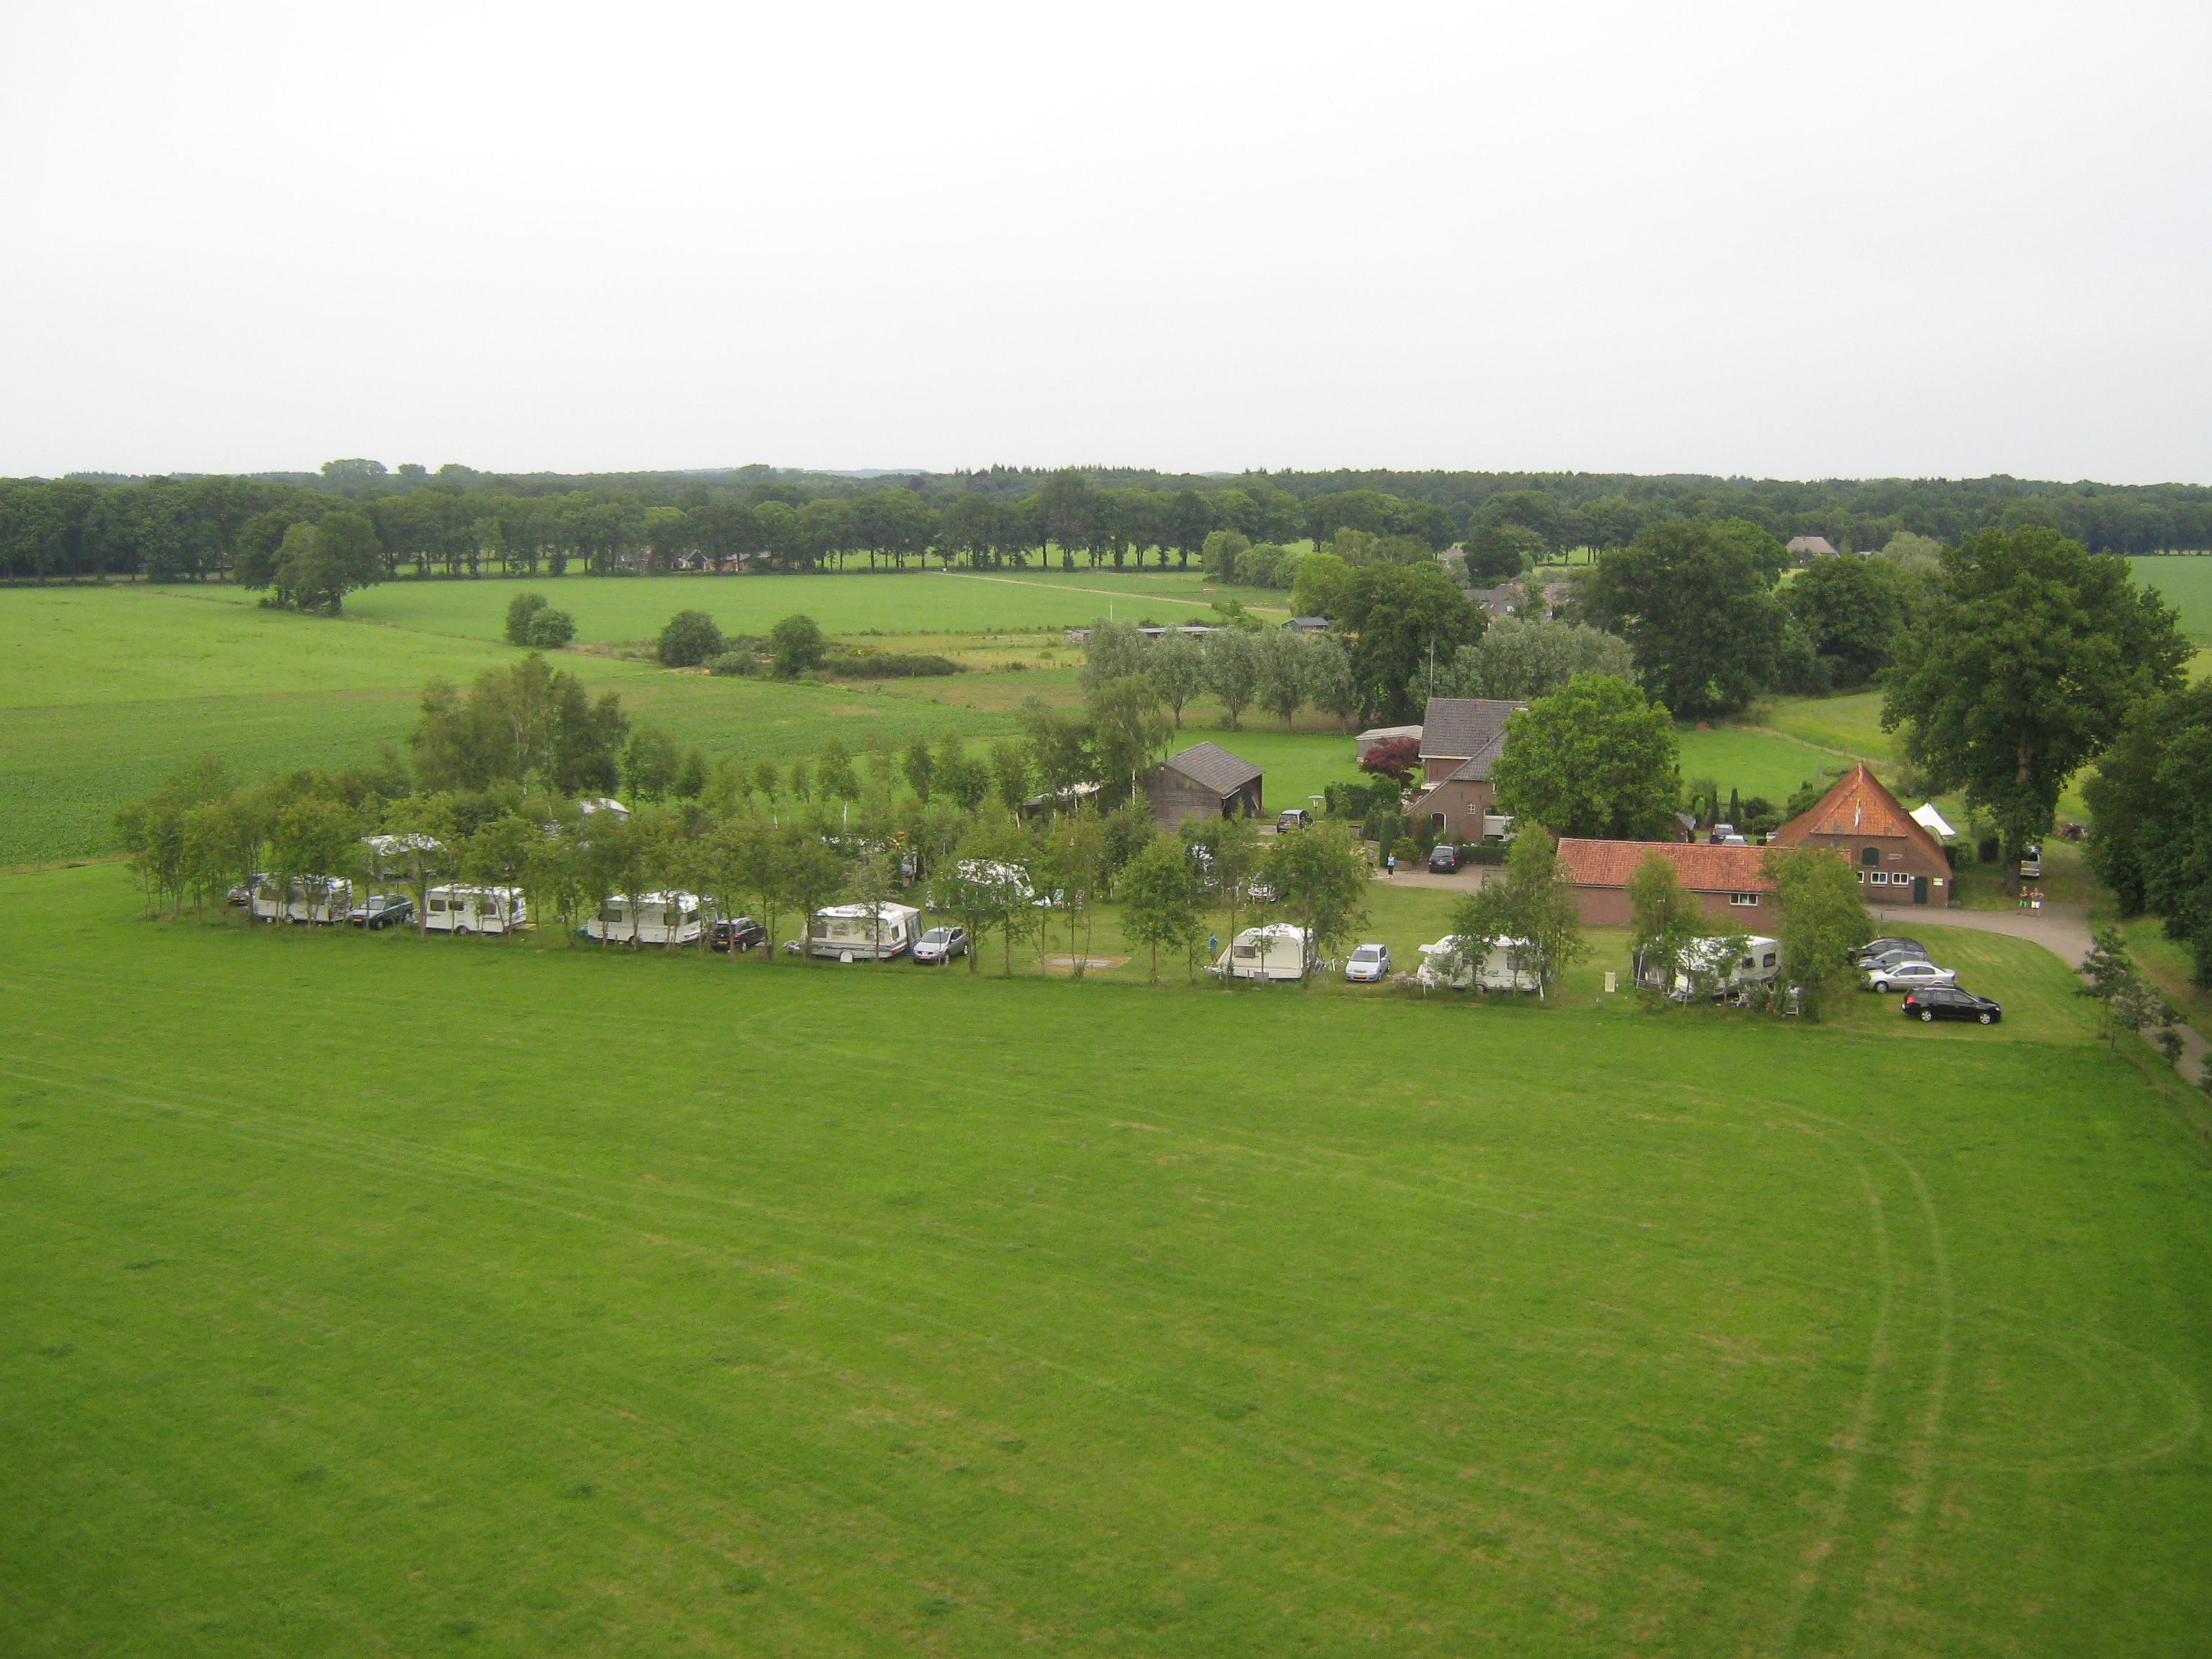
585 891 703 945
251 876 351 925
1207 923 1316 982
1414 935 1542 992
1638 935 1783 996
807 902 924 960
423 885 529 935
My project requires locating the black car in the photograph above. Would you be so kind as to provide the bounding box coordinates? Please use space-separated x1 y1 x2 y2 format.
1853 936 1926 966
1902 986 2002 1025
348 893 414 930
1426 843 1460 873
711 916 768 953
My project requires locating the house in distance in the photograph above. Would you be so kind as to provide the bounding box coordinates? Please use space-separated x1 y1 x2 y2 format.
1407 696 1526 844
1146 742 1263 830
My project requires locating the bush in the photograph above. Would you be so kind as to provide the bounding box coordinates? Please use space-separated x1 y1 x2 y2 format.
505 590 549 646
1464 842 1508 865
1976 835 2002 866
524 608 576 649
706 651 755 678
657 608 724 667
822 653 962 679
768 613 827 678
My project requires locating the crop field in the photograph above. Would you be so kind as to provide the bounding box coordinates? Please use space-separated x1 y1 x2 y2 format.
2130 556 2212 642
3 863 2208 1657
174 570 1292 646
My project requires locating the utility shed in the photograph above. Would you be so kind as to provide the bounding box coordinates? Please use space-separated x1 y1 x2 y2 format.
1146 742 1263 829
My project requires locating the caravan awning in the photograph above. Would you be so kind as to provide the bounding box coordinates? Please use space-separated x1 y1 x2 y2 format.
1910 802 1957 841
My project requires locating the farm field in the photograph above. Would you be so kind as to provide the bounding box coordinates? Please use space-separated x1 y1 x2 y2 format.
0 588 1011 868
3 862 2208 1657
171 569 1292 645
2129 556 2212 642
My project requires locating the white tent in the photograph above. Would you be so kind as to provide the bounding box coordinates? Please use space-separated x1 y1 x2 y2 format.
1910 801 1956 840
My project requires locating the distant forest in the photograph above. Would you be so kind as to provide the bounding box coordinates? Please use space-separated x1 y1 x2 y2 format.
4 458 2208 583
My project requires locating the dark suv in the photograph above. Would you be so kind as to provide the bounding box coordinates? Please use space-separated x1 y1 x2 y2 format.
711 917 768 953
348 894 414 930
1426 843 1460 873
1902 986 2002 1025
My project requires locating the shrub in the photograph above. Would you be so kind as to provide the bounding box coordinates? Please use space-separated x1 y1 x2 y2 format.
505 591 549 646
768 613 827 678
657 608 724 667
1464 842 1508 865
1975 835 2002 866
524 608 576 649
822 653 961 679
706 652 755 678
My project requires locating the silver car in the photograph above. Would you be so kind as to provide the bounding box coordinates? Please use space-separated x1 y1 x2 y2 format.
1866 958 1956 993
1344 943 1391 983
912 925 968 965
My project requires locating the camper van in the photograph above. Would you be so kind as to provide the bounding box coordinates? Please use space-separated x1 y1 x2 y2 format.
585 891 703 945
807 902 924 960
423 885 529 935
1207 924 1317 982
251 876 351 925
1414 935 1542 992
1640 935 1783 997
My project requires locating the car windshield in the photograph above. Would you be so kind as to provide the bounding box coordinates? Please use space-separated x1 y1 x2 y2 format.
922 930 950 943
1352 947 1382 960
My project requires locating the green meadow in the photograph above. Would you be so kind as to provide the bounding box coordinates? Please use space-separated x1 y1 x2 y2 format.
2130 555 2212 642
4 864 2208 1658
176 568 1292 646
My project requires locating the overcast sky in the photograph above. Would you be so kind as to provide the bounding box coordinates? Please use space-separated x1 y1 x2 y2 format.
3 1 2206 483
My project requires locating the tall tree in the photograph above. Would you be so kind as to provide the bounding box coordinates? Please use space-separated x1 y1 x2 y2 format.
1444 825 1585 998
2084 680 2212 984
1578 518 1786 717
1263 820 1370 984
1884 527 2189 857
1334 562 1483 722
1786 555 1911 687
1203 628 1262 730
1489 674 1679 839
1762 846 1873 1017
1118 830 1207 982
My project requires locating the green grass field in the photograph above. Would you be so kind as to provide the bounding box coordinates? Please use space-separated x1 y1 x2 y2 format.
174 570 1292 646
4 864 2208 1657
2130 556 2212 642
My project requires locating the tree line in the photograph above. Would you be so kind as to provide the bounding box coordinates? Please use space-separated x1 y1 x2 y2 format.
12 457 2212 585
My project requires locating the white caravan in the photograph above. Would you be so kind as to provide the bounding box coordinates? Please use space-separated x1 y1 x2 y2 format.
1208 923 1317 982
1640 934 1784 995
586 891 703 945
251 876 351 924
1415 935 1541 992
423 884 529 935
808 902 924 960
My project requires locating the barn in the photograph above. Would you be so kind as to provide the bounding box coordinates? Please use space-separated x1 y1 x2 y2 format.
1145 742 1264 829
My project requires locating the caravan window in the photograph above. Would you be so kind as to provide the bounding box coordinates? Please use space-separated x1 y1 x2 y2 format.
599 906 624 923
430 898 447 912
1233 945 1258 958
1761 953 1777 968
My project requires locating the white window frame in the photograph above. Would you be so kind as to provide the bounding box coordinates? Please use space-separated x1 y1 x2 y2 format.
1728 892 1760 907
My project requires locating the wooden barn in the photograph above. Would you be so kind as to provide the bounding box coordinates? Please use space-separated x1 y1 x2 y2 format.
1146 742 1263 829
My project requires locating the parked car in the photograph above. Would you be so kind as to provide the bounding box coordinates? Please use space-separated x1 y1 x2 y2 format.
912 925 970 964
1344 943 1391 982
1854 936 1927 966
1866 959 1957 993
1903 986 2003 1024
348 893 414 930
710 916 768 953
226 874 268 908
1276 809 1311 832
1859 946 1930 974
2019 843 2044 878
1426 843 1460 873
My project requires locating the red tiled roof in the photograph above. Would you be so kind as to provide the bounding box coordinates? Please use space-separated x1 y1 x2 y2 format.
1771 764 1947 863
1555 838 1775 893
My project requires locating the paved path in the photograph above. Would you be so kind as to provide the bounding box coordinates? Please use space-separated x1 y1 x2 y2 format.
1879 900 2208 1075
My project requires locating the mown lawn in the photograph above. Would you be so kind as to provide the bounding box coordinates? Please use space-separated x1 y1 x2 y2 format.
3 863 2208 1658
2129 556 2212 642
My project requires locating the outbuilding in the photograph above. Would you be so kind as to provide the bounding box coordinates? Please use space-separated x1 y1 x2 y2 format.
1555 839 1779 927
1145 742 1263 830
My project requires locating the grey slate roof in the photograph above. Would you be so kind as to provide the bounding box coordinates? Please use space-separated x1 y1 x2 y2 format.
1420 698 1524 763
1161 741 1263 796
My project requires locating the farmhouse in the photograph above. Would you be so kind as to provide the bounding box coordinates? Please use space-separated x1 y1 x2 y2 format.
1145 742 1263 829
1555 838 1779 927
1770 763 1951 906
1408 696 1526 843
1786 534 1840 559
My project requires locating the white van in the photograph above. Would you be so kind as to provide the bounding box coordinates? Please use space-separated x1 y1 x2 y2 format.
1414 935 1541 992
808 902 923 960
424 884 529 935
586 891 703 945
251 876 351 925
1207 923 1317 981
